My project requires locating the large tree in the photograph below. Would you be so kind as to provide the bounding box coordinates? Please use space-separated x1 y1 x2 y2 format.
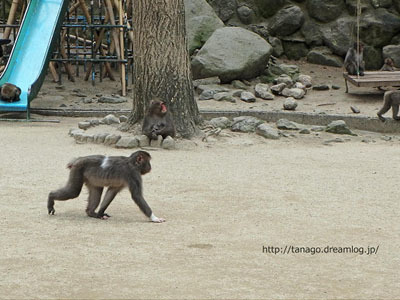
128 0 200 138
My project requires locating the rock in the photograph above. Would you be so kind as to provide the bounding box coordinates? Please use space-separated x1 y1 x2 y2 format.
323 138 345 144
240 91 256 103
255 0 285 18
104 134 121 145
332 85 340 90
98 95 128 104
184 0 224 54
274 74 293 86
197 84 230 95
276 118 302 130
270 83 287 95
307 46 344 67
301 20 323 46
364 45 384 70
89 119 100 126
191 27 273 83
69 128 84 137
82 98 93 104
360 9 400 47
321 17 355 56
59 104 67 107
231 116 264 132
307 0 345 23
282 41 309 60
150 135 163 147
294 82 306 90
78 121 91 130
381 135 392 141
213 92 233 101
206 0 237 22
256 124 280 139
102 114 120 125
237 5 255 25
119 115 128 122
268 37 284 57
325 120 356 135
82 133 94 143
193 77 221 88
137 135 150 147
311 125 326 132
209 117 231 129
298 74 312 88
255 83 274 100
283 97 298 110
199 90 217 100
268 5 304 37
350 106 360 114
299 128 311 134
313 84 330 91
94 133 109 144
281 88 305 99
115 137 139 148
232 80 247 90
162 136 176 149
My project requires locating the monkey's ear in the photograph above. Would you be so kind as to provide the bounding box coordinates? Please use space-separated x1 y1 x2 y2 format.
136 153 145 164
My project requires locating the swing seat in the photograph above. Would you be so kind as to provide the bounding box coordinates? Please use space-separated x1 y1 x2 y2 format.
343 71 400 93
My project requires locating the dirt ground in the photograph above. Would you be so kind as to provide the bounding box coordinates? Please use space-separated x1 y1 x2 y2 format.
0 118 400 299
1 62 400 299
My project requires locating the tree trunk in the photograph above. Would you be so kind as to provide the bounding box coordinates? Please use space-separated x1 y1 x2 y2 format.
128 0 200 138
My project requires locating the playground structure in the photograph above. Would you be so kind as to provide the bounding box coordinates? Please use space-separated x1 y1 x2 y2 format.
0 0 133 118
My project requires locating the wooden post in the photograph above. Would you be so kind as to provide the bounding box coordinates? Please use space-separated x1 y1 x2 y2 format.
119 0 126 96
49 62 59 82
3 0 19 40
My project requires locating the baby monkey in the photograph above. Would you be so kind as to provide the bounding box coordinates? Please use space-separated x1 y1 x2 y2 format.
380 58 397 71
0 83 21 102
377 90 400 122
47 150 165 223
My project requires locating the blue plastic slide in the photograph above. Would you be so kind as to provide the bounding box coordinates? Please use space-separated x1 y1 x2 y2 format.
0 0 68 118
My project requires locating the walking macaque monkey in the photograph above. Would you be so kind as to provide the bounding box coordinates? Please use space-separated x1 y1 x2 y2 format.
47 150 165 223
142 99 175 140
344 42 365 76
377 90 400 122
380 58 396 71
0 83 21 102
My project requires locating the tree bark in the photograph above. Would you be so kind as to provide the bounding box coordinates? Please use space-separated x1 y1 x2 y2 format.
128 0 200 138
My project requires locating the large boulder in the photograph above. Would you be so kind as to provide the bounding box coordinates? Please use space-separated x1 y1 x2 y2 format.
382 45 400 67
321 17 354 56
301 20 323 46
307 46 343 67
268 5 304 37
307 0 345 23
360 8 400 47
255 0 285 18
206 0 237 22
185 0 224 55
364 46 383 70
191 27 272 82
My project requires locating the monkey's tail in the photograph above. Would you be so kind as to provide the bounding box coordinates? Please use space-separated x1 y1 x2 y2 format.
66 158 79 169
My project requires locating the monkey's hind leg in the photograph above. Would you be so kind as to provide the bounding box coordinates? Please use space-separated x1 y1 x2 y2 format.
86 186 104 218
47 167 84 215
392 104 400 121
377 100 392 122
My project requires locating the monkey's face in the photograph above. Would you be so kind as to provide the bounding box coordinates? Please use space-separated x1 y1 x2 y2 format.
140 161 151 175
149 100 168 116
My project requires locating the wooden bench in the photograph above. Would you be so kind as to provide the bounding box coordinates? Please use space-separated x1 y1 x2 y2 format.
343 71 400 93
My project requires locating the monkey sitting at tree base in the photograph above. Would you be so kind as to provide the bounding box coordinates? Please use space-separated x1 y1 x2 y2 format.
377 90 400 122
142 99 176 140
0 83 21 102
47 150 165 223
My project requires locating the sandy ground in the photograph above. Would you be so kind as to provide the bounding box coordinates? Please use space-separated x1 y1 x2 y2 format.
0 117 400 299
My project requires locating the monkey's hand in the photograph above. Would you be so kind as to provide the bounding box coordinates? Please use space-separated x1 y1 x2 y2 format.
150 213 165 223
